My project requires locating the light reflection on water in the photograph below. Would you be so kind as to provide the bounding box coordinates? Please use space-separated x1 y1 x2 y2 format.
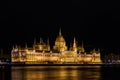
11 66 101 80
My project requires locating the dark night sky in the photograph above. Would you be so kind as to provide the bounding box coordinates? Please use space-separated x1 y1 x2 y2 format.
1 1 120 54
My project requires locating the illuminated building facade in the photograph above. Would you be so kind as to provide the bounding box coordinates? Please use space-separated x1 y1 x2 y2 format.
11 29 101 64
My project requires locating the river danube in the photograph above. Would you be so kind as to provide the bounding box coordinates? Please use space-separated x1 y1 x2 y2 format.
0 65 120 80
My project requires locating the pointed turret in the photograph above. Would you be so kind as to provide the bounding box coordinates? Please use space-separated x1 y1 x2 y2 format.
14 44 18 52
91 48 96 54
93 48 96 53
47 38 49 45
11 46 14 53
47 38 50 51
25 43 28 49
40 37 43 44
59 27 62 36
73 37 77 52
81 41 85 52
12 45 14 50
73 37 77 47
33 38 36 50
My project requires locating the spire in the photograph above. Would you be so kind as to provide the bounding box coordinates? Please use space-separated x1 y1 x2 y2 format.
73 37 77 52
11 46 14 53
40 37 43 43
12 45 14 50
59 27 61 36
14 45 18 52
47 38 50 51
73 37 77 48
33 38 36 49
25 43 28 48
47 38 49 45
93 48 96 52
81 40 85 52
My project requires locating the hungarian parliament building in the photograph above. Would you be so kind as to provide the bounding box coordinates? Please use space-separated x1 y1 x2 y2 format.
11 29 101 64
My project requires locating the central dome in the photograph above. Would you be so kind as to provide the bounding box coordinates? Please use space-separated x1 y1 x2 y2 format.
53 28 68 52
55 28 65 42
56 35 65 42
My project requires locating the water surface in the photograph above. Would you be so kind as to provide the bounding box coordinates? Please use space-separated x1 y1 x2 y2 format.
0 65 120 80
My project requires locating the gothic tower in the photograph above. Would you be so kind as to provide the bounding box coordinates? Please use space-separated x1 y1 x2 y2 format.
73 37 77 52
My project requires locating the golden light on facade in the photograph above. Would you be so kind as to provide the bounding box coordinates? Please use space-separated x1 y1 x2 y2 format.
11 29 101 64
